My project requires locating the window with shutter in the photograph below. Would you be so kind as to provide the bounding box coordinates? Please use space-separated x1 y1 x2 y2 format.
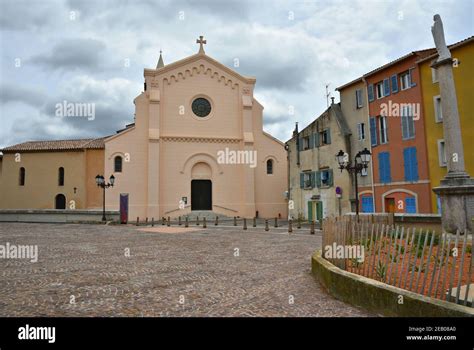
405 197 416 213
410 147 418 181
370 117 377 146
368 84 374 102
300 173 304 188
378 152 391 183
315 171 321 188
313 132 319 147
311 171 316 188
383 78 390 96
361 196 374 213
409 68 416 87
391 74 398 93
403 148 411 181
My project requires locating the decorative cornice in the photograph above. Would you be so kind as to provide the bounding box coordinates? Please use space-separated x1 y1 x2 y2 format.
161 136 241 144
162 63 240 89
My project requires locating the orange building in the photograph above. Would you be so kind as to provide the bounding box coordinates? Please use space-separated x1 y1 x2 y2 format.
361 49 436 213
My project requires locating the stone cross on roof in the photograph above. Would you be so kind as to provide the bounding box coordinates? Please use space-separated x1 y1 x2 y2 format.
196 35 206 54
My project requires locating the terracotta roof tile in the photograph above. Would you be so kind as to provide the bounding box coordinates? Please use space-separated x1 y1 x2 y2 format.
1 138 106 153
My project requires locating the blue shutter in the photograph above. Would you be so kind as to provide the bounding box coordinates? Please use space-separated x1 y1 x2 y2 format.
326 128 331 144
309 134 314 148
361 196 374 213
300 173 304 188
409 68 416 87
391 74 398 93
383 78 390 96
368 84 374 102
405 197 416 213
403 148 411 181
314 132 319 147
410 147 419 181
378 152 391 183
328 169 333 187
315 171 321 188
370 117 377 146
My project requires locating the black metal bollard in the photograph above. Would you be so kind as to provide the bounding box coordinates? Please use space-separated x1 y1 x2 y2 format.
288 220 293 233
136 217 139 226
253 217 256 227
151 217 154 227
310 221 315 235
203 217 207 228
274 217 278 228
215 216 218 226
233 217 237 226
162 217 165 225
178 216 181 226
185 216 189 227
297 217 301 229
265 219 269 231
167 216 170 227
145 217 148 226
196 216 200 225
243 218 247 230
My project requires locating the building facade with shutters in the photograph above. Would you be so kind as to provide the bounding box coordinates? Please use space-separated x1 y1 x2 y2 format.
417 36 474 213
364 49 436 214
286 101 352 221
336 78 374 213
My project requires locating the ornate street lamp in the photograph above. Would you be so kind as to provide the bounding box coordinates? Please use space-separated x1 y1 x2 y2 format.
96 174 115 221
336 148 371 217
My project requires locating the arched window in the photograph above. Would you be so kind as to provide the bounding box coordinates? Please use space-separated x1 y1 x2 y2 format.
19 167 25 186
58 167 64 186
266 159 273 175
114 156 123 173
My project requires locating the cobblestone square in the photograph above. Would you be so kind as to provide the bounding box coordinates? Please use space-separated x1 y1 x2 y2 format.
0 223 372 317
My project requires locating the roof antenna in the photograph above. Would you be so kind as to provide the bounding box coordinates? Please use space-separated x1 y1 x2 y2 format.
325 83 332 108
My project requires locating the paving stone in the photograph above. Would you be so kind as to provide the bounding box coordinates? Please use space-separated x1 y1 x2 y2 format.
0 223 372 317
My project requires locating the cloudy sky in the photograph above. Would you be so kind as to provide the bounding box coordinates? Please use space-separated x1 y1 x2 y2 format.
0 0 472 148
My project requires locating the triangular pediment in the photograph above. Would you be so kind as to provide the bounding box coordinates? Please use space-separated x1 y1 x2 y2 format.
144 52 256 86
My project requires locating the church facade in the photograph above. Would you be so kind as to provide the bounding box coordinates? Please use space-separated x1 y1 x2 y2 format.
105 38 288 220
0 37 288 220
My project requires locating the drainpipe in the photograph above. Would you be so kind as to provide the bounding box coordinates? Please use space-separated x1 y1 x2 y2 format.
362 77 377 212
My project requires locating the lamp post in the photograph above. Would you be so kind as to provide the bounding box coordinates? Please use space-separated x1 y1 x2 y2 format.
336 148 371 217
95 174 115 221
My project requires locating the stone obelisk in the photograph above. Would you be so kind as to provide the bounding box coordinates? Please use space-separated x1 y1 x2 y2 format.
431 14 474 234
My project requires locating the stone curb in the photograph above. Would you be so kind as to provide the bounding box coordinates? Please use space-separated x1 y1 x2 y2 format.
311 250 474 317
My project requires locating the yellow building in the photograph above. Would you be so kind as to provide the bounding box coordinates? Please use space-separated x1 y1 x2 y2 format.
0 139 105 210
418 36 474 213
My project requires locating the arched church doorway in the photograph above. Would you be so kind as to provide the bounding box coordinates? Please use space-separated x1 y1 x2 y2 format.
191 162 212 210
191 180 212 210
55 194 66 209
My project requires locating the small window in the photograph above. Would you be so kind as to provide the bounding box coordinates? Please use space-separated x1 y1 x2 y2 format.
434 95 443 122
437 139 447 167
357 123 365 140
401 105 415 139
303 172 312 189
266 159 273 175
319 169 333 187
400 72 410 90
379 116 388 144
320 129 331 145
376 82 384 99
114 156 123 172
19 167 25 186
355 89 363 108
58 167 64 186
302 136 310 150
